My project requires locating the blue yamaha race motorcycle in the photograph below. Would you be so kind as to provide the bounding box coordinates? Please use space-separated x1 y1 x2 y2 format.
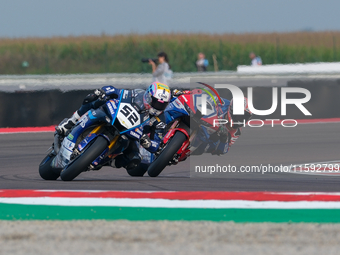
39 89 149 181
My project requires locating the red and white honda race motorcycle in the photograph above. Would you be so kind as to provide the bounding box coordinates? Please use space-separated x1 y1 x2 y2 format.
147 84 226 177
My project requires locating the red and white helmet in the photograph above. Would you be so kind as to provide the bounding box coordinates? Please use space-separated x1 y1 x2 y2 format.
227 97 252 128
143 82 171 116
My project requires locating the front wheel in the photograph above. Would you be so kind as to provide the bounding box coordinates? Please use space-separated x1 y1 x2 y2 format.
60 136 108 181
147 132 187 177
39 154 62 180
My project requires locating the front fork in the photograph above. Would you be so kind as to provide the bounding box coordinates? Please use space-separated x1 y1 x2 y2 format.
72 124 120 170
159 120 195 164
90 124 119 150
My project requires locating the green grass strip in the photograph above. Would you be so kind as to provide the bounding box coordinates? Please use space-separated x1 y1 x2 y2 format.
1 203 340 222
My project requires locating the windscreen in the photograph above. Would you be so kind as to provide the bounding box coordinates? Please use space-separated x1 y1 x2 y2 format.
132 89 146 111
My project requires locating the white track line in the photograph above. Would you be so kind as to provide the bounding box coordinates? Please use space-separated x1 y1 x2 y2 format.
2 197 340 209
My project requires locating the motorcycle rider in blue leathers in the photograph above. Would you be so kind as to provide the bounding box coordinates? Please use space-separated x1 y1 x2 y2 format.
56 82 171 173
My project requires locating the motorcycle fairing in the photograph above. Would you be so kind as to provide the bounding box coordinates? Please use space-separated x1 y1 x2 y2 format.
192 92 217 119
121 125 145 140
66 108 109 146
164 97 189 123
107 90 149 139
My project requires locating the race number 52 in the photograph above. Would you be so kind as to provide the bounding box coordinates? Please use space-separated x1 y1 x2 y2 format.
120 105 139 125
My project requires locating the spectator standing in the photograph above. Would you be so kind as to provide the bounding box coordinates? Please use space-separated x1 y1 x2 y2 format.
149 52 172 85
196 53 209 72
249 52 262 66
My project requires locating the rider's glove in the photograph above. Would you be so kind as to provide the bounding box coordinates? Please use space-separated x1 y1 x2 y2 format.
140 134 152 149
172 89 183 97
217 125 229 143
155 121 166 129
94 88 106 100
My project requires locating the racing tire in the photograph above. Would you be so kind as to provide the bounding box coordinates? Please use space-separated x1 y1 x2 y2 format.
60 136 108 181
147 132 187 177
39 154 62 180
127 163 148 177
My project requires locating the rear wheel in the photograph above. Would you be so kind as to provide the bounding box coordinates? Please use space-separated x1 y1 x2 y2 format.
147 132 187 177
39 154 62 180
60 136 108 181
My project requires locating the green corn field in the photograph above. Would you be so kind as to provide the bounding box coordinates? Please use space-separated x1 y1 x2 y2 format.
0 31 339 74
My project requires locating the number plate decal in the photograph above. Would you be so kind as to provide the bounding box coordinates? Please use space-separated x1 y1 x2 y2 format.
117 103 141 129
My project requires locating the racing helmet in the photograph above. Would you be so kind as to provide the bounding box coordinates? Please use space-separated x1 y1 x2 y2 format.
227 97 252 128
143 82 171 116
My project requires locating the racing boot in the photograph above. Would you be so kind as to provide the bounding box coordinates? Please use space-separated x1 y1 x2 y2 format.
111 155 127 169
126 154 142 171
111 153 141 170
56 111 80 136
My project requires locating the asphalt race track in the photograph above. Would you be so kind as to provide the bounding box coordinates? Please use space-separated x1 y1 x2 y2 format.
0 122 339 191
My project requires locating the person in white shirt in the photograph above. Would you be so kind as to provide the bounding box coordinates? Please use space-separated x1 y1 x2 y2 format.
196 52 209 72
249 52 262 66
149 52 172 85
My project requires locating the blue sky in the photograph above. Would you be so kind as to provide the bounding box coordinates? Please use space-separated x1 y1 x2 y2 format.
0 0 339 37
